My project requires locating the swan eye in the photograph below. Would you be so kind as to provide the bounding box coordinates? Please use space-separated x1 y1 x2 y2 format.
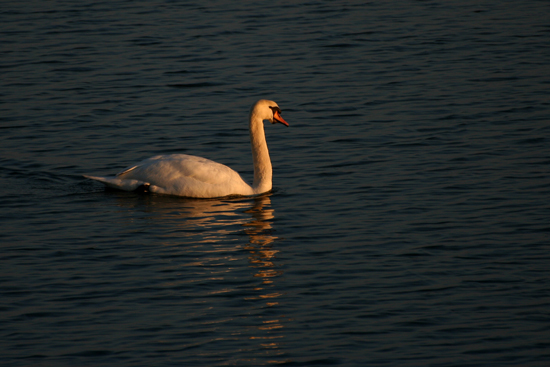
269 106 282 116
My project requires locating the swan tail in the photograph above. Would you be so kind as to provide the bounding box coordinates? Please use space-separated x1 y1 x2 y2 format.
84 175 147 192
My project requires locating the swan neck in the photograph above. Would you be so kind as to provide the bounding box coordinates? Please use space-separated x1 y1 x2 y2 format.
249 113 272 194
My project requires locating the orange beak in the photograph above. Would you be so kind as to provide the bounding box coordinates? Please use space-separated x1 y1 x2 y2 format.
273 110 289 127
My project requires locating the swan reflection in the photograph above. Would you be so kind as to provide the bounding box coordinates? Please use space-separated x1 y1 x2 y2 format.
110 191 286 360
243 196 282 293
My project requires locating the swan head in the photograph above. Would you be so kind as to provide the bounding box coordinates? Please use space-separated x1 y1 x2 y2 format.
250 99 289 127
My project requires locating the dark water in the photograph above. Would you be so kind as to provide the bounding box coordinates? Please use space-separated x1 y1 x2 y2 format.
2 0 550 366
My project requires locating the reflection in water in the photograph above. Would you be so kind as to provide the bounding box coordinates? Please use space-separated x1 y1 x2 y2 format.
110 191 286 362
244 196 284 363
112 191 255 243
243 197 282 297
241 196 286 363
242 197 285 362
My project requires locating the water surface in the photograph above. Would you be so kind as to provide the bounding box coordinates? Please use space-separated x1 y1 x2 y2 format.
1 0 549 366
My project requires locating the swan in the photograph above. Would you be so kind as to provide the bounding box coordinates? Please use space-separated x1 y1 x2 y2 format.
84 99 289 198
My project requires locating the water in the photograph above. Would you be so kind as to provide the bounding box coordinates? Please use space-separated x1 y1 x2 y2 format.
1 0 549 365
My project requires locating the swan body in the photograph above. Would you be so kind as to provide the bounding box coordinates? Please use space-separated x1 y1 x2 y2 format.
84 99 289 198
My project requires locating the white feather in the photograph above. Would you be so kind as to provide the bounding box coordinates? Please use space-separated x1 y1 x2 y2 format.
84 99 289 198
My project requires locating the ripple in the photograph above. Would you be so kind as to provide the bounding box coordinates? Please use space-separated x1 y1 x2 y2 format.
2 0 550 366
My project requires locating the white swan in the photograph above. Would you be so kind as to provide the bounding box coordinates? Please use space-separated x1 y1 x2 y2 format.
84 99 289 198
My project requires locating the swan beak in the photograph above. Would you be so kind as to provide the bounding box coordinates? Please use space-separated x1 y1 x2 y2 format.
273 110 289 127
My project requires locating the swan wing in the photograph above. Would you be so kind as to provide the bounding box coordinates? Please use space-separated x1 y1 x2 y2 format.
115 154 253 197
117 165 139 176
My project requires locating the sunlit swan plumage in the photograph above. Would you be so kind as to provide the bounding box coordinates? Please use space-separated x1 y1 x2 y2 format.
84 99 289 198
